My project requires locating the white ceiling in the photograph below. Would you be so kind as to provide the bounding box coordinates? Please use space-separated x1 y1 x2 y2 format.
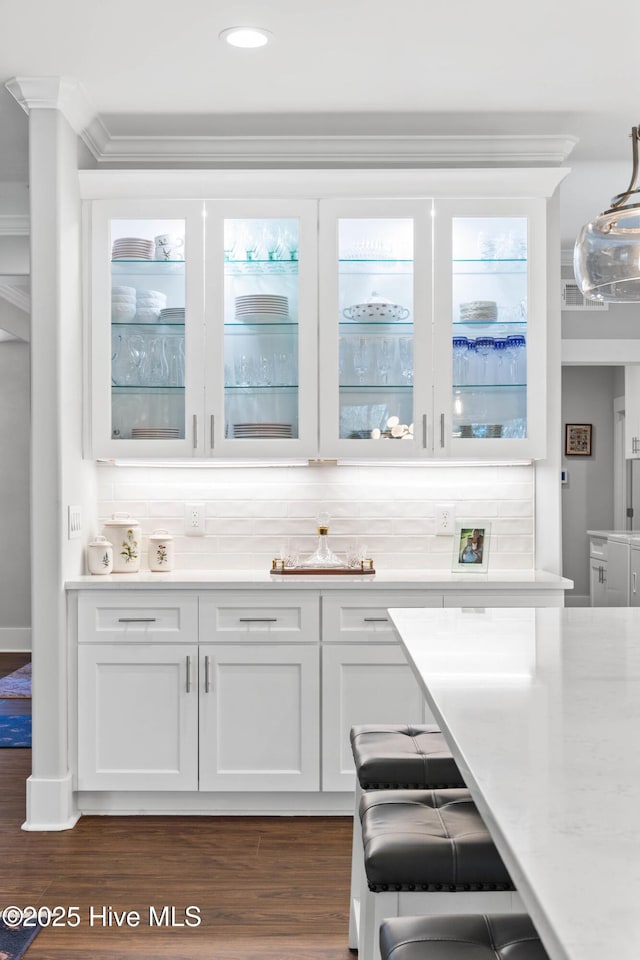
1 0 639 238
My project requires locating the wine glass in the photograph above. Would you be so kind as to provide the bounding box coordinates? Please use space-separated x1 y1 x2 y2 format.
376 337 394 385
352 337 371 385
398 337 413 385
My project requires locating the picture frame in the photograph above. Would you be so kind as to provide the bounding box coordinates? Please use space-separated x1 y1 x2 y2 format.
452 522 491 573
565 423 592 457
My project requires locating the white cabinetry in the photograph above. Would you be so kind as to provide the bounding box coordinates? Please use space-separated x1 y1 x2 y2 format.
630 544 640 606
84 171 562 461
625 365 640 458
606 537 630 606
589 536 608 606
78 643 198 791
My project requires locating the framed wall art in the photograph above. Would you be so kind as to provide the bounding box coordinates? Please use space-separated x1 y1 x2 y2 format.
565 423 592 457
452 522 491 573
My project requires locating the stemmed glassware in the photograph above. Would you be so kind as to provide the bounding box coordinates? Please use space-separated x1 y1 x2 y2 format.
352 337 371 385
376 337 394 385
398 337 413 385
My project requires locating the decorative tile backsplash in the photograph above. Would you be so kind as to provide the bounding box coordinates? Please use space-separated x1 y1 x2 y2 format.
96 462 535 571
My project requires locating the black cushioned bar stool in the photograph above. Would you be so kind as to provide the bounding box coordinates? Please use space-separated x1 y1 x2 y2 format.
380 914 550 960
349 725 466 950
358 789 523 960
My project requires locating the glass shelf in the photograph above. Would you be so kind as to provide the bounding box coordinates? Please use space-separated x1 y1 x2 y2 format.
452 259 527 276
453 382 526 390
224 260 299 276
224 384 299 391
339 383 413 392
452 320 526 327
112 261 185 275
338 260 413 277
224 322 298 329
112 385 185 393
112 321 185 329
339 321 413 329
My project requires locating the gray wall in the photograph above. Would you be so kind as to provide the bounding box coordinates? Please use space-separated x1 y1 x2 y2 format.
0 338 30 642
561 365 617 603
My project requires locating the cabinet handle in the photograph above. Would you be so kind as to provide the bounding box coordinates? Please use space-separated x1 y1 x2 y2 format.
633 572 637 594
204 654 211 693
238 617 278 623
193 414 198 449
117 617 157 623
186 655 192 693
422 414 428 449
599 565 603 584
363 617 389 622
210 414 215 450
440 413 445 448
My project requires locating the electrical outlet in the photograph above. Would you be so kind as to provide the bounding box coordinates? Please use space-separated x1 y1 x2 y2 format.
185 501 206 537
435 502 455 536
68 505 82 540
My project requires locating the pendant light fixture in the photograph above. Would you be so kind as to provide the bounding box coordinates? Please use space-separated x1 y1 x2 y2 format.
574 125 640 301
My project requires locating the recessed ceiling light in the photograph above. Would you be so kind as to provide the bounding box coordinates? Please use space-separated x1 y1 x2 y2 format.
219 26 272 48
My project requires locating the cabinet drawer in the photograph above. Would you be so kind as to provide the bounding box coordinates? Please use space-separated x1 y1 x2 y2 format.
77 591 198 643
589 537 608 561
199 591 319 642
322 591 441 642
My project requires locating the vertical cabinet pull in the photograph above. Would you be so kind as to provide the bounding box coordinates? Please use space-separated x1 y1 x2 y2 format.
186 655 192 693
633 572 637 594
204 655 211 693
192 414 198 450
210 415 215 450
422 414 428 449
440 413 445 448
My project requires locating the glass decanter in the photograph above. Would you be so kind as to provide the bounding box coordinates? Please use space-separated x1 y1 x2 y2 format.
301 512 346 569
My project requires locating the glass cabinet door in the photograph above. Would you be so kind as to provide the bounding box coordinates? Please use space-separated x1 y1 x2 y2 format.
206 201 317 457
433 199 546 459
91 200 205 457
319 200 431 458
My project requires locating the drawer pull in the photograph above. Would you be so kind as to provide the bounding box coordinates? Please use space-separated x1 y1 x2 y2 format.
186 655 192 693
117 617 157 623
238 618 278 623
204 655 211 693
363 617 389 623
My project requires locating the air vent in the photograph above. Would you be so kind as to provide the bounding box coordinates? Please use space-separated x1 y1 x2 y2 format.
561 280 609 311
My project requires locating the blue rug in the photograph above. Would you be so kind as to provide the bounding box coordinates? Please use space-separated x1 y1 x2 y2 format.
0 714 31 747
0 919 41 958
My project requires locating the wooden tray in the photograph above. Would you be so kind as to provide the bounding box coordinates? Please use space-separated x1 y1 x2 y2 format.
270 566 375 576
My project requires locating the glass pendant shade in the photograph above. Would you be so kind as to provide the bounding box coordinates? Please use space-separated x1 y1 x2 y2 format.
574 125 640 302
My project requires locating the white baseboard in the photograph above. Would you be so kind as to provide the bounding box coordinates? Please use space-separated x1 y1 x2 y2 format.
0 627 31 651
23 772 80 831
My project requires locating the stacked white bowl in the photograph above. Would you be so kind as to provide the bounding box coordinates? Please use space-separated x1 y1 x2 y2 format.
111 285 136 323
135 288 167 322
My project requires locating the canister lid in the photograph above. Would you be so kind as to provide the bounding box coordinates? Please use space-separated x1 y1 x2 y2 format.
103 513 140 527
149 528 173 540
89 535 112 547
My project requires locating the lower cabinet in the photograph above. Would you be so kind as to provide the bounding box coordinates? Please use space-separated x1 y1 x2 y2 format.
77 643 199 791
631 546 640 607
321 643 431 792
198 644 319 792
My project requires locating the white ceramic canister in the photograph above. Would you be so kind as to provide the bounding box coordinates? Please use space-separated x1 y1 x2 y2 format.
148 528 174 572
87 535 113 575
103 514 142 573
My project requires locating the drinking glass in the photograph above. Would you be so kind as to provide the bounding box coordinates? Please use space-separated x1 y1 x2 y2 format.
398 336 413 385
452 336 469 385
376 337 394 385
142 336 169 386
352 337 371 385
475 337 495 385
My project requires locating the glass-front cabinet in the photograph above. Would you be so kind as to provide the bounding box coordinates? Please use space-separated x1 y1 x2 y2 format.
89 192 546 461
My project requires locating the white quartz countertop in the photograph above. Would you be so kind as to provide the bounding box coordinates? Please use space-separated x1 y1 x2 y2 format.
587 529 639 542
388 605 640 960
64 569 573 591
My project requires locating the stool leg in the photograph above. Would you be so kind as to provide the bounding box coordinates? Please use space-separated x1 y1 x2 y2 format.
359 887 398 960
348 780 363 949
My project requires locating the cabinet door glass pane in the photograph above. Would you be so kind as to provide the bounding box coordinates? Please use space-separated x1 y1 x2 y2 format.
452 217 527 440
338 219 414 441
110 219 186 441
223 218 299 440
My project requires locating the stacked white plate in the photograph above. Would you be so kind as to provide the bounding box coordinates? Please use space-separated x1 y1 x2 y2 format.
233 422 293 438
234 294 289 323
159 308 186 323
112 237 155 261
459 300 498 322
131 427 181 439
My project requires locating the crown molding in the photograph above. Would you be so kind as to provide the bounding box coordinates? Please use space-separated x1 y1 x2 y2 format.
4 79 578 166
95 133 578 166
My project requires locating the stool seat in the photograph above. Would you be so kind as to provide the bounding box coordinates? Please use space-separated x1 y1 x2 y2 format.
380 914 549 960
361 789 513 891
351 724 465 789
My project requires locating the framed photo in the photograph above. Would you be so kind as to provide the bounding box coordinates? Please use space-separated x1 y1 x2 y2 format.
565 423 592 457
452 523 491 573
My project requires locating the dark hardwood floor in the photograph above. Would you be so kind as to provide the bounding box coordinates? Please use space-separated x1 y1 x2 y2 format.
0 654 354 959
